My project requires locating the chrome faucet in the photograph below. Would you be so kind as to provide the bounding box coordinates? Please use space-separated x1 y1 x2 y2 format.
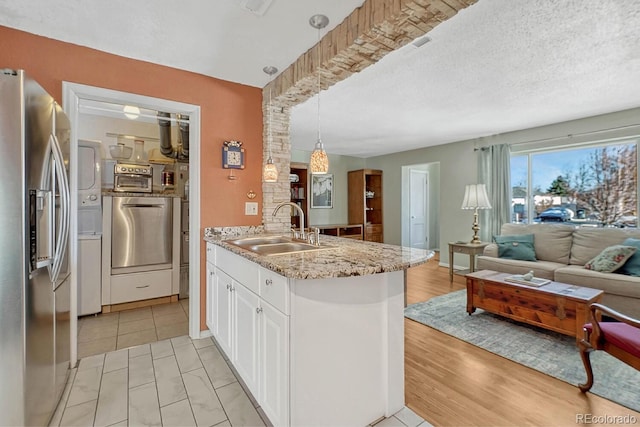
273 202 305 240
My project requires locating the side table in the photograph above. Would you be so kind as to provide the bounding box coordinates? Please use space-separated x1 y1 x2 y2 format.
448 241 489 283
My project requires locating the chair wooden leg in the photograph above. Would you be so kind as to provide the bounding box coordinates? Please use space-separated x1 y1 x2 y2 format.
578 338 594 392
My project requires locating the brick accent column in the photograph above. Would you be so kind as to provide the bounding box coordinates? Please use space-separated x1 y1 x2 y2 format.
262 103 292 233
261 0 476 231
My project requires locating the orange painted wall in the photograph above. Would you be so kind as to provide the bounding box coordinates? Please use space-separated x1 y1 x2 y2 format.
0 25 264 330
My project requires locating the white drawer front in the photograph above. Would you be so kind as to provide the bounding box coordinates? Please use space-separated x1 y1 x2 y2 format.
206 242 216 265
110 269 172 304
259 268 289 315
217 247 259 294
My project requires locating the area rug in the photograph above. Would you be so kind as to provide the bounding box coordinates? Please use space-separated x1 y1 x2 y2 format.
404 290 640 413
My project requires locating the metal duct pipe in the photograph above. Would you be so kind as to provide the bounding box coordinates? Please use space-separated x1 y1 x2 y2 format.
157 111 177 158
178 114 189 158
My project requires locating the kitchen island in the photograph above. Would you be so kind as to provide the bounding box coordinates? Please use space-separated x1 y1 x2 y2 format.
204 228 432 427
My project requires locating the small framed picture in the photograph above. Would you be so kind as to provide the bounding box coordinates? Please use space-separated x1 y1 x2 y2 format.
311 174 333 209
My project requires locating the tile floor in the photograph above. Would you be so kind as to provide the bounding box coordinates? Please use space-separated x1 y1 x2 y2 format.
51 335 268 427
66 300 432 427
77 299 190 359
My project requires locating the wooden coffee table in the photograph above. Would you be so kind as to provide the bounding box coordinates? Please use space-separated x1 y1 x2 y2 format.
465 270 603 341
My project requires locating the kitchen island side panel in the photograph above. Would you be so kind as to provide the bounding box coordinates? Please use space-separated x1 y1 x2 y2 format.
289 270 405 426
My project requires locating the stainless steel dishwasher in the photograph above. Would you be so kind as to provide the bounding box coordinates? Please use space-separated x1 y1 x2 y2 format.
111 196 172 274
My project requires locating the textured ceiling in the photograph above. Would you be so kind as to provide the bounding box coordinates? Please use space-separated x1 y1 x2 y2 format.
291 0 640 157
0 0 365 87
2 1 639 158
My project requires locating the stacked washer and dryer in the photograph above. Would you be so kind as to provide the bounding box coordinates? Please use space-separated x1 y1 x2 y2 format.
77 139 104 315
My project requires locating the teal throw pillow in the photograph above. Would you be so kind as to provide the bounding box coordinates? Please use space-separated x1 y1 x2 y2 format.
617 238 640 276
584 245 637 273
494 234 536 261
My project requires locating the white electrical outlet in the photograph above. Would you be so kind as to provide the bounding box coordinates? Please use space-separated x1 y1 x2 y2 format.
245 202 258 215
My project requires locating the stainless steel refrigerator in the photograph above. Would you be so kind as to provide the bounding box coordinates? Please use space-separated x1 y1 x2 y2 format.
0 69 71 426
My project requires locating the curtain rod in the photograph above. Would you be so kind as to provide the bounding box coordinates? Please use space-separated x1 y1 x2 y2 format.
473 122 640 151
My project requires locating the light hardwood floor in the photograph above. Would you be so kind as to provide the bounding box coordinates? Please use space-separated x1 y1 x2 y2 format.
405 254 640 427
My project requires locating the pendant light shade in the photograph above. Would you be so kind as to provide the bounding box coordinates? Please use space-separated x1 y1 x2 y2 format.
310 141 329 174
263 65 279 182
309 14 329 174
263 158 278 182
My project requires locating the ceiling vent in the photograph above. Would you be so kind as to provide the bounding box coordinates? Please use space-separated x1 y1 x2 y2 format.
238 0 274 16
412 35 432 48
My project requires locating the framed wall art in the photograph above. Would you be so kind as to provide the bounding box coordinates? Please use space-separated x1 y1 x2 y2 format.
311 174 333 209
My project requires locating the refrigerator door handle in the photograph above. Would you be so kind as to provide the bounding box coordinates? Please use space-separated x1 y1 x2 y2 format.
49 133 70 282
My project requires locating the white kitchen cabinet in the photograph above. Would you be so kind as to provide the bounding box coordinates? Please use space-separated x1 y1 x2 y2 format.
260 299 289 426
232 281 261 398
214 268 233 358
210 246 289 427
205 261 215 332
206 242 215 264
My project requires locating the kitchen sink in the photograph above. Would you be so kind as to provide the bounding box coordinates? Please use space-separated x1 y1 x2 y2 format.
226 236 292 247
225 236 334 256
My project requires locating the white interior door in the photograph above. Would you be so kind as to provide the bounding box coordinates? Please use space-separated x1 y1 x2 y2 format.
409 170 428 249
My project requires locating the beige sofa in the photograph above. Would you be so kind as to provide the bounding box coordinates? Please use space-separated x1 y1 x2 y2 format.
477 223 640 318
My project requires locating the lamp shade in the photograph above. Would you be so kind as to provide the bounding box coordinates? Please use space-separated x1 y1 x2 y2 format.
461 184 492 210
263 158 278 182
309 141 329 174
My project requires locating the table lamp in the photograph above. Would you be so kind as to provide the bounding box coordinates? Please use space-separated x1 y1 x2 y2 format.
461 184 492 244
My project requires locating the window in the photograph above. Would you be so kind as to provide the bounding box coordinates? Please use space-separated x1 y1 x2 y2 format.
510 141 638 227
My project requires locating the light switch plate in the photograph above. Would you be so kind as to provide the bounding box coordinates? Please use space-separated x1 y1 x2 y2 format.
245 202 258 215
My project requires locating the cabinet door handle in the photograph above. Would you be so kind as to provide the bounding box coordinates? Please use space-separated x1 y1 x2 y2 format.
226 284 231 290
136 285 150 289
265 279 273 286
256 307 263 314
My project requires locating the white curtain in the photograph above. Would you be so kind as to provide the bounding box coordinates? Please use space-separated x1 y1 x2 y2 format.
478 144 511 241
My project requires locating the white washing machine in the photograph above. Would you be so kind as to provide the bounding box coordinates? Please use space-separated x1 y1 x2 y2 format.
78 235 101 316
78 139 103 316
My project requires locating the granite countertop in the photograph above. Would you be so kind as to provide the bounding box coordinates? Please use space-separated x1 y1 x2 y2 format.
102 190 181 198
204 229 433 280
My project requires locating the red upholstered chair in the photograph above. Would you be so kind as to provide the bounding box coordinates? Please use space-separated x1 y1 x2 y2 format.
578 303 640 392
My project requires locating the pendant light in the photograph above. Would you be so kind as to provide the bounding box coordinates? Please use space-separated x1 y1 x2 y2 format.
308 14 329 174
263 65 279 182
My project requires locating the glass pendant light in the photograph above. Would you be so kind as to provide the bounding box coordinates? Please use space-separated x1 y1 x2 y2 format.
263 65 279 182
308 14 329 174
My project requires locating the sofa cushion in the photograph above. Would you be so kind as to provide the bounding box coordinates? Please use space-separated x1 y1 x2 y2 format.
500 223 574 264
570 227 640 266
554 265 640 299
618 238 640 277
494 234 536 261
584 245 637 273
476 256 562 280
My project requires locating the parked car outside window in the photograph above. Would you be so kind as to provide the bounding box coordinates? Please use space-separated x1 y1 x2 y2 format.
538 207 573 222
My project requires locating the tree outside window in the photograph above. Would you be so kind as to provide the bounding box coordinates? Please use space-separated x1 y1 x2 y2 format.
511 142 638 227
